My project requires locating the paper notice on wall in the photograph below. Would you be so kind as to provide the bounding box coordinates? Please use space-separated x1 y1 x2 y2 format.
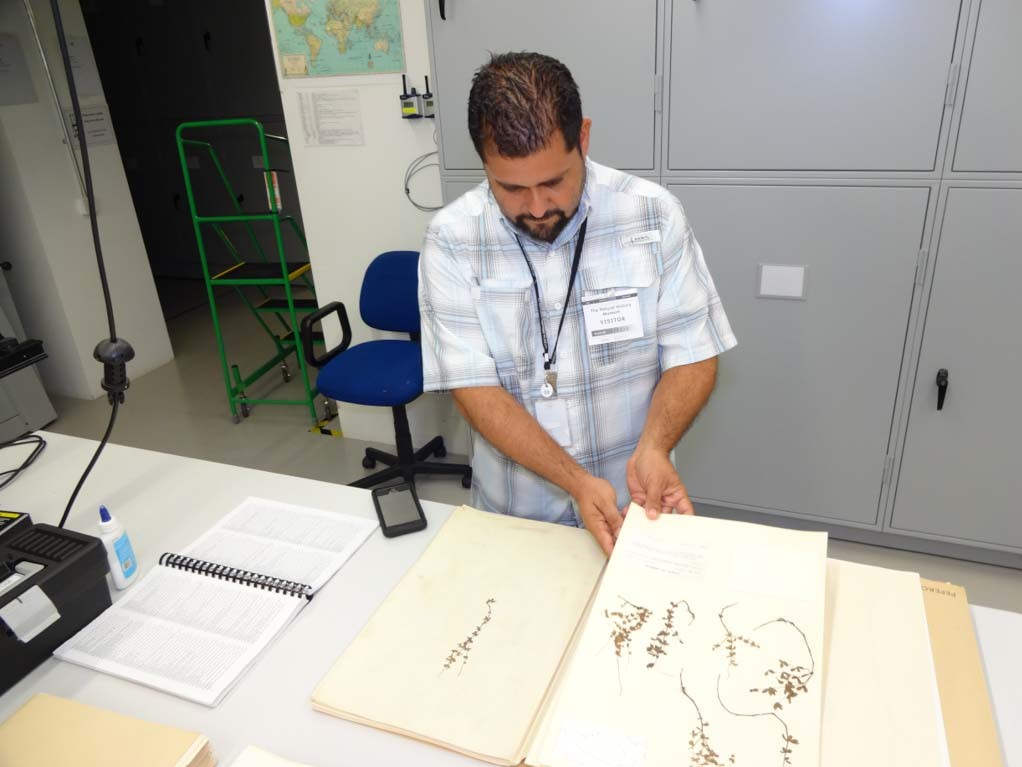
67 35 102 98
0 34 38 106
297 89 364 147
63 103 115 147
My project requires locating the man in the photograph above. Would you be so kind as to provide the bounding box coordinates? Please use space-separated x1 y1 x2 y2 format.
419 52 736 555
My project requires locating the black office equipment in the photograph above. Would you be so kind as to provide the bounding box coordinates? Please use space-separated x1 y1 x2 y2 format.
372 482 428 537
0 512 110 694
0 335 46 378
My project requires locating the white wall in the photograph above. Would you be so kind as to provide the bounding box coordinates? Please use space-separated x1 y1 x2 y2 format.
0 0 173 400
263 0 469 454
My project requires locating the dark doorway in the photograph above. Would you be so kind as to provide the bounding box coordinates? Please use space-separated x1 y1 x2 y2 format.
81 0 305 321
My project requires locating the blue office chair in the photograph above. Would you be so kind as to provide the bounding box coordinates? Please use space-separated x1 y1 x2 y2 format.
300 251 472 490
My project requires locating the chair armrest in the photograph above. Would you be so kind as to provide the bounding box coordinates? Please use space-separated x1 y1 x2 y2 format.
300 301 352 369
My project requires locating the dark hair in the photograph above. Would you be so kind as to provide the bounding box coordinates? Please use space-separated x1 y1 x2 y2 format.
467 52 583 160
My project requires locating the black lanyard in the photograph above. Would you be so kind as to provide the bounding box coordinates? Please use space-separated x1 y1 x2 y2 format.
514 218 588 371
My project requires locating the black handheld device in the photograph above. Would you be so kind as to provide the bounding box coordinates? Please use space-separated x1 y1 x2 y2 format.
372 482 427 537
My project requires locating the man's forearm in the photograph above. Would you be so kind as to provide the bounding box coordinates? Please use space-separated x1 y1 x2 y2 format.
637 357 718 454
452 386 589 496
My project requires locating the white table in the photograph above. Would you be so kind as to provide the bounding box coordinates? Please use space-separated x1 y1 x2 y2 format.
0 433 1018 766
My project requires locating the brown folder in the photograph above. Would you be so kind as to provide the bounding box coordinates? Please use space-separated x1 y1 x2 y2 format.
0 693 215 767
920 580 1005 767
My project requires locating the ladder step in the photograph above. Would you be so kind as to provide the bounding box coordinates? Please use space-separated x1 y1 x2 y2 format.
211 261 311 283
255 298 319 312
280 330 324 345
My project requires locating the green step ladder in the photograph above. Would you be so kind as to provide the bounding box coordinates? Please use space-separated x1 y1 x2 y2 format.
175 118 325 424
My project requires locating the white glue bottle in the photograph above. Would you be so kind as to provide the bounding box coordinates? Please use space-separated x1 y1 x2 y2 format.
98 505 139 589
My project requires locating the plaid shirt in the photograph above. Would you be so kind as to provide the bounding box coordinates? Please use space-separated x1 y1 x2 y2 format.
419 160 737 524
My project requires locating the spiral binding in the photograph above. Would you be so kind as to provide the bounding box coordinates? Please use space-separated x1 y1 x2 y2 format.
159 553 313 600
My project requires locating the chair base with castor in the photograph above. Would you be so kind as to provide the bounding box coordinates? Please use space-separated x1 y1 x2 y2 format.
350 404 472 489
299 251 473 492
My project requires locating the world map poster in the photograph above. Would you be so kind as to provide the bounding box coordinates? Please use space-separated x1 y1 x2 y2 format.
271 0 405 77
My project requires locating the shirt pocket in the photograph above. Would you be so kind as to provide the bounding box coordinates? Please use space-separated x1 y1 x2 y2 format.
473 278 535 397
579 248 660 369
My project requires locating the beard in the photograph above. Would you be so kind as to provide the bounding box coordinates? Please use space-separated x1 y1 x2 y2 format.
514 209 572 243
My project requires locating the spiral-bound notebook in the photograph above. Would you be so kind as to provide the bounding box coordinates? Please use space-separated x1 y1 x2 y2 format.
54 497 377 706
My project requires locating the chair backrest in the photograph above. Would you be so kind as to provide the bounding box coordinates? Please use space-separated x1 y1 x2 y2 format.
360 250 420 334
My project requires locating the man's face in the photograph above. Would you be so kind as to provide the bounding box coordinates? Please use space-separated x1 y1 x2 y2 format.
482 120 591 243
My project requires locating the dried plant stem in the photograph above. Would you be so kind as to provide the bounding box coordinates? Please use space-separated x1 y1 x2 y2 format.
712 603 759 667
754 618 815 681
750 618 815 706
605 596 652 694
716 676 799 767
680 671 735 766
646 599 695 669
442 597 496 675
681 599 696 624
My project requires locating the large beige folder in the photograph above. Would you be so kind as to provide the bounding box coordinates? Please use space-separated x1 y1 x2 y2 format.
0 693 215 767
314 505 829 767
920 580 1005 767
819 560 947 767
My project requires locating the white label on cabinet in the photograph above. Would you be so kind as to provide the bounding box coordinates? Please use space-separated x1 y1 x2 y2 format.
758 263 807 300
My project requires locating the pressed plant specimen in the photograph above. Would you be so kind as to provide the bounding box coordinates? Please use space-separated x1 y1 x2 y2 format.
715 615 815 766
604 596 652 693
646 599 695 669
711 603 760 667
747 618 815 708
442 597 496 675
716 676 800 767
606 596 653 658
679 670 736 767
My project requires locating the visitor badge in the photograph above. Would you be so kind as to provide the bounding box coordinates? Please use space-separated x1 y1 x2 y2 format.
581 289 643 346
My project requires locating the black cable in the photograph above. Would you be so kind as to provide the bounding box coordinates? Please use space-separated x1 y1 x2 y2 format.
48 0 115 342
58 400 118 529
49 0 126 528
0 435 47 491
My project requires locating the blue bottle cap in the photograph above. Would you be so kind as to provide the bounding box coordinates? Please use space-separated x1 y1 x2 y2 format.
99 505 111 523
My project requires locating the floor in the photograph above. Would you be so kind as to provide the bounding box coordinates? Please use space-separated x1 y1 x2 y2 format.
46 280 1021 612
48 281 471 507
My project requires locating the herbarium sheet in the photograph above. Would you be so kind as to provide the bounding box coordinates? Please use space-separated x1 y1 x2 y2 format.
528 508 828 767
312 505 606 765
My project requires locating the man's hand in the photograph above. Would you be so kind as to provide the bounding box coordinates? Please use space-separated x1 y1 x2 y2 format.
626 359 716 519
626 449 694 519
571 474 624 556
453 387 623 551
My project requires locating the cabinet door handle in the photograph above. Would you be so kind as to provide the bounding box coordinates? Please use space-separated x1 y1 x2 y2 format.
936 368 949 410
438 0 446 20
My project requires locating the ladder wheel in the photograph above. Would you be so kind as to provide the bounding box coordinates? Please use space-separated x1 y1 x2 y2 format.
240 401 251 418
321 398 336 420
231 413 241 425
280 362 292 383
362 456 376 469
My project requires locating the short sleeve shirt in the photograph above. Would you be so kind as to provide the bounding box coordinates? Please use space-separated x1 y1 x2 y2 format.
418 160 737 523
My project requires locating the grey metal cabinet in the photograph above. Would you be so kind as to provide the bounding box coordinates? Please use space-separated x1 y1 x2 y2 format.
669 183 929 526
442 178 483 205
890 187 1022 550
423 0 1019 562
427 0 659 173
667 0 962 171
952 0 1022 173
